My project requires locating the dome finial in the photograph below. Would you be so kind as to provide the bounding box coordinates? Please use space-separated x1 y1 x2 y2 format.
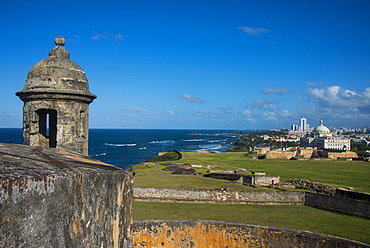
54 36 66 46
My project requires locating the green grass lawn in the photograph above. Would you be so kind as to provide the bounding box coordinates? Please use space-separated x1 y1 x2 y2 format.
133 152 370 245
134 201 370 245
134 163 270 190
134 151 370 192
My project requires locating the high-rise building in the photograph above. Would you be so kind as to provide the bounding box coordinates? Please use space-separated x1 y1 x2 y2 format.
291 124 299 131
300 118 308 132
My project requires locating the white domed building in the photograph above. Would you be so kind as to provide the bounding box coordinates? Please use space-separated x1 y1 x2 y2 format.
300 120 351 151
313 120 332 137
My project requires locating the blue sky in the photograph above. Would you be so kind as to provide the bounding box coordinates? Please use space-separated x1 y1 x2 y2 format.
1 0 369 130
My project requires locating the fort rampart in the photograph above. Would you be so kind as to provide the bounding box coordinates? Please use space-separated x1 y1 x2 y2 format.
134 187 370 219
133 220 370 248
0 144 133 247
134 187 304 204
305 192 370 219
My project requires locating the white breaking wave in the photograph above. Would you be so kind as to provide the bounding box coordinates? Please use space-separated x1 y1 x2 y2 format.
91 152 107 157
139 147 147 150
182 139 204 142
199 144 223 150
104 143 137 147
208 139 227 143
149 140 175 144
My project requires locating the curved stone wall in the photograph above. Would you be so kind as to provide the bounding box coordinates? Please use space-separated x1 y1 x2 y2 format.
133 220 369 248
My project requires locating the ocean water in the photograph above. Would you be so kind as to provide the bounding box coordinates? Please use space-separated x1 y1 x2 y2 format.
0 128 240 169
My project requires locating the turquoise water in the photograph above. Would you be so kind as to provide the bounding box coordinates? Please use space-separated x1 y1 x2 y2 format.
0 128 240 169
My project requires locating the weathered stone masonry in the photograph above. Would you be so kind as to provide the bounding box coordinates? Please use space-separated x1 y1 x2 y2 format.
16 37 96 156
133 188 370 247
133 220 370 248
134 187 304 205
0 143 133 247
134 187 370 219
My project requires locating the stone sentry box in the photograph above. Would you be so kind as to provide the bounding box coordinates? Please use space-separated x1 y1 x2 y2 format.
2 37 133 247
16 37 96 156
0 143 133 247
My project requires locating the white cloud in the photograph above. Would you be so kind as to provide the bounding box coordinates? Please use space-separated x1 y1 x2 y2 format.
261 108 293 123
218 107 233 114
280 109 293 117
245 98 278 111
0 112 22 121
242 110 253 118
238 26 270 35
194 109 207 116
263 111 278 121
252 98 278 104
237 85 370 127
293 104 370 128
261 87 291 95
177 94 206 104
306 81 326 86
121 106 150 113
167 110 175 116
193 109 219 119
69 35 82 43
308 85 370 108
90 32 123 41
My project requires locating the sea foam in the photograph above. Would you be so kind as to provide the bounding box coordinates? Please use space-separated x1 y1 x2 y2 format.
104 143 137 147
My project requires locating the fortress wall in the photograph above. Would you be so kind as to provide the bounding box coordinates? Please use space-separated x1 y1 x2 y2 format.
133 220 370 248
134 187 370 219
253 175 280 186
242 175 280 186
305 192 370 219
265 150 297 159
1 172 133 247
299 149 314 158
328 151 358 160
0 144 133 248
336 188 370 202
134 187 305 204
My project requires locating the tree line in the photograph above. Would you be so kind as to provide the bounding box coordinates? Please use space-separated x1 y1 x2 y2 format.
229 130 299 152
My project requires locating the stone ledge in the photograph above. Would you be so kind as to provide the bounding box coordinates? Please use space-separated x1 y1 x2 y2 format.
133 220 370 248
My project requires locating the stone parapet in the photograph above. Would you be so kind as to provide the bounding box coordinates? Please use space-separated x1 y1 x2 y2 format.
305 192 370 219
0 143 133 247
336 188 370 202
133 220 370 248
265 149 297 159
134 187 304 204
328 151 358 160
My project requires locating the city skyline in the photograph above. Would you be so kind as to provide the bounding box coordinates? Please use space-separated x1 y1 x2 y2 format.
1 0 370 130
